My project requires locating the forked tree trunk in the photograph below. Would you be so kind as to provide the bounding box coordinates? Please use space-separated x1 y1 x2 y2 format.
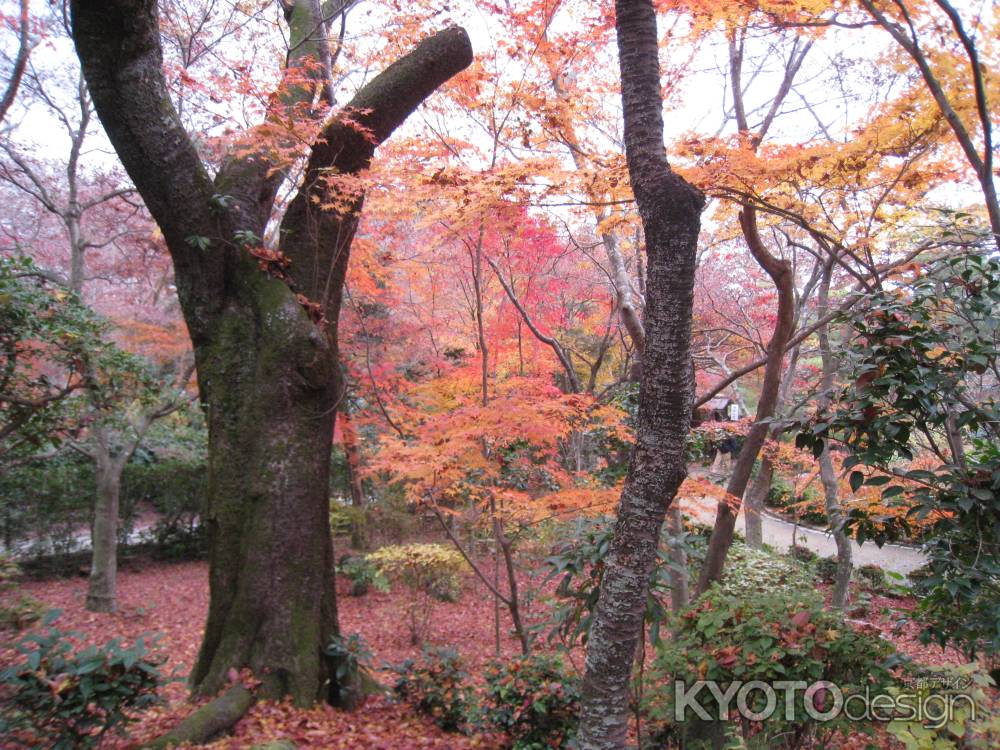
71 0 472 705
577 2 704 747
697 208 794 593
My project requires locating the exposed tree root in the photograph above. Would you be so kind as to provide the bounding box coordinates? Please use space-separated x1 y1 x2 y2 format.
144 684 255 749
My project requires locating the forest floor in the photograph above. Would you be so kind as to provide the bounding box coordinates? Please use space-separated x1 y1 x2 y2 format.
0 557 978 749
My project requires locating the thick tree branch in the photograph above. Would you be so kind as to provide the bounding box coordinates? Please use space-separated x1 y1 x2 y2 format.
71 0 223 325
0 0 30 124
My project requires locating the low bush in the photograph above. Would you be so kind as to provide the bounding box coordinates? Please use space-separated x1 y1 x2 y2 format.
814 555 839 584
367 543 463 601
645 586 896 749
886 663 998 750
481 653 581 750
0 611 163 749
718 543 814 596
390 646 473 732
323 632 374 709
367 543 464 643
0 554 42 631
337 556 388 597
857 563 886 588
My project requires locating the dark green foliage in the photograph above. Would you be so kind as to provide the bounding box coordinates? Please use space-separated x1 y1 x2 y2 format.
857 563 886 588
323 633 374 708
814 555 839 583
0 611 163 749
797 251 1000 661
390 646 473 732
645 587 896 748
337 556 388 597
0 455 207 563
543 515 688 648
0 256 144 467
121 459 206 559
0 554 42 630
481 653 581 750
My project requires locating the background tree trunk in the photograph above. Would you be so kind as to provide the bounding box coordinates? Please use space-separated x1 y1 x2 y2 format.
86 443 125 613
697 208 794 593
577 2 704 748
816 261 852 609
743 457 772 548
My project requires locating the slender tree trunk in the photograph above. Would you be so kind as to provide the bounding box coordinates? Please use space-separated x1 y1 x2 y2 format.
87 448 125 613
339 409 367 550
743 457 772 548
697 208 794 593
666 506 689 613
819 444 852 609
577 3 704 748
816 261 852 609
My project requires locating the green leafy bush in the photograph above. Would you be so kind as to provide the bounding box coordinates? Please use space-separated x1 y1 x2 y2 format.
322 632 374 708
886 663 998 750
856 563 886 589
544 515 690 648
814 555 839 584
481 653 581 750
122 459 206 560
645 586 896 748
0 554 42 631
390 646 473 732
0 611 163 749
796 251 1000 663
337 556 388 597
367 543 463 602
717 543 814 596
367 544 464 643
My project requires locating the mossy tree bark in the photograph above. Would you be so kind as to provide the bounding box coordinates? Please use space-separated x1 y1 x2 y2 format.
70 0 472 705
576 2 704 748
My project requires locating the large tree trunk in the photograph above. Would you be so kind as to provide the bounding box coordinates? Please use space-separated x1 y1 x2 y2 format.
191 314 341 700
71 0 472 706
577 2 704 748
87 447 125 613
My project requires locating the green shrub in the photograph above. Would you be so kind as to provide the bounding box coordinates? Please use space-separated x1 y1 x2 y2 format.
814 555 839 584
367 544 464 643
481 653 581 750
886 663 998 750
390 646 473 732
337 556 388 597
0 554 42 631
322 632 374 709
857 563 886 589
789 544 818 564
718 543 814 596
0 611 163 748
645 586 896 748
367 543 464 602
